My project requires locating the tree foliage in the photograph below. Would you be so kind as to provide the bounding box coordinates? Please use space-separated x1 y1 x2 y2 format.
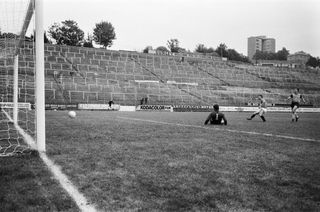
48 20 84 46
215 43 228 57
83 33 94 48
306 56 320 68
143 46 153 53
253 47 290 61
0 31 18 39
93 21 116 48
195 44 215 54
276 47 289 60
156 46 169 53
212 43 249 63
227 49 250 63
194 43 250 62
0 29 51 44
143 47 149 53
253 50 269 60
30 32 52 43
44 32 51 44
167 39 180 53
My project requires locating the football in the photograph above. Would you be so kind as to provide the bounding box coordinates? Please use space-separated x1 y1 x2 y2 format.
68 111 76 118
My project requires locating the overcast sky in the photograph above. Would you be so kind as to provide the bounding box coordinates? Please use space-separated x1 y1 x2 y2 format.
43 0 320 57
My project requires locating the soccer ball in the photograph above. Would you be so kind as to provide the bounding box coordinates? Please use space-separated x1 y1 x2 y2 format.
68 111 76 118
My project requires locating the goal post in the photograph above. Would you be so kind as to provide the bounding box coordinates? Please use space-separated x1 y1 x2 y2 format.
35 0 45 152
0 0 45 156
13 55 19 124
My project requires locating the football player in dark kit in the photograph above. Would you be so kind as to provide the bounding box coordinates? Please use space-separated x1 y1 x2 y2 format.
287 88 306 122
204 104 227 125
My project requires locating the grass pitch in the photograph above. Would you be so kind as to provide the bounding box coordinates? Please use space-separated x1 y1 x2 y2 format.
0 152 77 211
1 111 320 211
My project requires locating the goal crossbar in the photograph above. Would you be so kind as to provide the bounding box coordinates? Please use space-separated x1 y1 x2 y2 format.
15 0 35 56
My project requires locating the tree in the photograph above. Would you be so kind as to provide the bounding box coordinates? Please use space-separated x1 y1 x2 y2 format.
143 46 154 53
44 32 51 44
253 50 266 60
195 44 215 54
83 33 94 48
178 47 187 53
240 55 250 63
276 47 289 60
195 43 249 62
227 49 240 61
30 31 52 43
253 48 290 61
215 43 228 57
93 21 116 48
167 39 180 53
156 46 169 54
306 56 320 68
0 31 18 39
226 49 250 63
48 20 84 46
206 47 215 54
195 44 206 53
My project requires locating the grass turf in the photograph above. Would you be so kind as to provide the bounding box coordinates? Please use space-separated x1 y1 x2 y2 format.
0 152 77 211
1 111 320 211
43 111 320 211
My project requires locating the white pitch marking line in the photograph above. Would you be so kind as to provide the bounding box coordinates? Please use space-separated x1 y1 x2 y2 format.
2 110 97 212
117 116 320 143
39 152 97 212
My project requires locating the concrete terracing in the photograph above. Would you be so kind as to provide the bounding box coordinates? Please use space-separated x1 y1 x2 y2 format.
1 42 319 106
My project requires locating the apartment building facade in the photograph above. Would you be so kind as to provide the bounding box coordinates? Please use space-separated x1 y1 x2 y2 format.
248 36 276 60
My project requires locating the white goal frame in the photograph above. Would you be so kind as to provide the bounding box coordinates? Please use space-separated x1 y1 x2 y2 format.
5 0 46 152
35 0 45 152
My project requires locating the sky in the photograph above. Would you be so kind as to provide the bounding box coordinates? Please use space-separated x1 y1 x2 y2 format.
42 0 320 57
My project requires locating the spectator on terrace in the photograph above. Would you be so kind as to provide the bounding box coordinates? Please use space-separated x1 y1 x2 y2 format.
140 97 148 105
0 96 2 110
108 100 114 108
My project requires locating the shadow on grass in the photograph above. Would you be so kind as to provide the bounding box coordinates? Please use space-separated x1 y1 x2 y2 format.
0 153 77 211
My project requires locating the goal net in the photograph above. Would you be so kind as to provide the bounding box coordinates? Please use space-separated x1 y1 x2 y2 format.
0 0 44 156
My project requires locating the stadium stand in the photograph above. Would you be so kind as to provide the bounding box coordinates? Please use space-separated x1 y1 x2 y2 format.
1 42 320 107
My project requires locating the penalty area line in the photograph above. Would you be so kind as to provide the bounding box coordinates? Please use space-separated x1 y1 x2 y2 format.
117 116 320 143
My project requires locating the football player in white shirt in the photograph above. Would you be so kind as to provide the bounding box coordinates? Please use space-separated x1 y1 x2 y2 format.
247 95 267 122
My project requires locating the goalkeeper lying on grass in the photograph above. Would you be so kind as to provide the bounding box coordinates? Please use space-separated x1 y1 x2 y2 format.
204 104 227 125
